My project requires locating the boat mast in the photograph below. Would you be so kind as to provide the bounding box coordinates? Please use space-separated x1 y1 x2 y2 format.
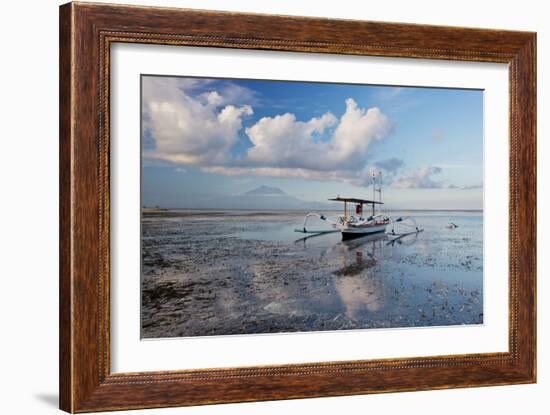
379 171 383 204
371 172 376 216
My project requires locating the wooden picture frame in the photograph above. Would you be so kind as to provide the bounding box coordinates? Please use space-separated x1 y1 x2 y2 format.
59 2 536 412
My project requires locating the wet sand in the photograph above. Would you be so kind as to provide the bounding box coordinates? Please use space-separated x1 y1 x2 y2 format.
141 209 483 338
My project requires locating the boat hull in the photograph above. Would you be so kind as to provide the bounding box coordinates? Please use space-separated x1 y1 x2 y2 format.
341 224 387 240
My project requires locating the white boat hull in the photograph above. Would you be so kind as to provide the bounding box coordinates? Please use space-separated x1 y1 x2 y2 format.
340 224 387 240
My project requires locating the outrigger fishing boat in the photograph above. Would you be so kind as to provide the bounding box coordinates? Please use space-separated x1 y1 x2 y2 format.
295 172 422 241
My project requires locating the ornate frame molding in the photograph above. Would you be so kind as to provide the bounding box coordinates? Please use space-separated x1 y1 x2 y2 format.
60 2 536 412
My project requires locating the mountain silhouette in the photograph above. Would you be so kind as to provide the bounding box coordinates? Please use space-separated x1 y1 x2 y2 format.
208 185 330 210
245 185 286 196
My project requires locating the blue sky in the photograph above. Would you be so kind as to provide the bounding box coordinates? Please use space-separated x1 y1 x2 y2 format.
141 75 483 210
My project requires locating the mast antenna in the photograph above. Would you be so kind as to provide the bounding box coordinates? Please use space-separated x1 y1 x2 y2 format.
372 172 376 216
378 171 383 213
379 171 383 204
378 171 382 203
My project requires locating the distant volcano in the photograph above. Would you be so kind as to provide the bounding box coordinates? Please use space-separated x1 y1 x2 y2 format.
245 185 286 196
206 185 330 210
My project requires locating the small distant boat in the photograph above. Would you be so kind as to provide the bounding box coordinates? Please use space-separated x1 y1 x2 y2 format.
295 172 421 240
446 222 458 229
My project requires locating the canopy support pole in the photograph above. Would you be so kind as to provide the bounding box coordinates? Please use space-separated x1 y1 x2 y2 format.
344 201 347 223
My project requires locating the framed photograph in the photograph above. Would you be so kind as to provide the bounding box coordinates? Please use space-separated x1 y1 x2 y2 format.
59 2 536 412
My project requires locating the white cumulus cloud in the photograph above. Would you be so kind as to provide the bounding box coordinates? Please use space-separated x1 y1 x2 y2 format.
143 77 393 186
143 77 253 166
244 112 337 169
242 99 391 173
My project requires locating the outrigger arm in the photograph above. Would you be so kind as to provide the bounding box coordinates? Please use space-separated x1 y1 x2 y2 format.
295 212 338 234
388 216 421 234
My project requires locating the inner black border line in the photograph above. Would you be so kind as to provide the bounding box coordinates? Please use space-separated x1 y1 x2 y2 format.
140 72 485 92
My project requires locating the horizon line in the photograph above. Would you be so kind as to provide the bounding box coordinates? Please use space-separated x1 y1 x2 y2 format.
142 206 483 212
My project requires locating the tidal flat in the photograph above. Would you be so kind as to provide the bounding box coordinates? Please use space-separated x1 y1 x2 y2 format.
141 209 483 338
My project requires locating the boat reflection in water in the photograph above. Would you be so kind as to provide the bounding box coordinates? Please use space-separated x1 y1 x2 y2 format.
299 230 422 324
333 234 387 320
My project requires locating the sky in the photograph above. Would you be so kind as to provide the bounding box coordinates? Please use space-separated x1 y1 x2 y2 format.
141 75 483 210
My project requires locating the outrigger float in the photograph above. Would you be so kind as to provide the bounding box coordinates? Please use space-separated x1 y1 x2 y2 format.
295 172 423 241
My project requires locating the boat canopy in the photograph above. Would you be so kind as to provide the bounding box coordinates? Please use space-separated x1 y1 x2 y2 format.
328 197 383 205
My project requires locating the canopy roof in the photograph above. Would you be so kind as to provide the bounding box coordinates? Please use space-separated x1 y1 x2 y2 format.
328 197 383 205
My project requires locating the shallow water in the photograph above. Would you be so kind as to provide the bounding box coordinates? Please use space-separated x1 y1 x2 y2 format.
141 209 483 338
